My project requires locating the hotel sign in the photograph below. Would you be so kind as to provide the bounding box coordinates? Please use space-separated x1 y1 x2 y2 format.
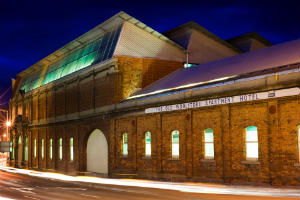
145 87 300 114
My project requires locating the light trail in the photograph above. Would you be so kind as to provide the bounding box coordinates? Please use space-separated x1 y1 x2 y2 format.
0 166 298 198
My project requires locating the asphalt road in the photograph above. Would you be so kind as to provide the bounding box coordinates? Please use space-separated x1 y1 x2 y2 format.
0 170 298 200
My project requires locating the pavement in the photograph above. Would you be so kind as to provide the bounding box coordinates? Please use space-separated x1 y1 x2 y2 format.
0 166 299 200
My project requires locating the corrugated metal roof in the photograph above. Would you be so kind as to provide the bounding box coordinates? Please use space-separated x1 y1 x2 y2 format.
164 21 241 52
131 39 300 99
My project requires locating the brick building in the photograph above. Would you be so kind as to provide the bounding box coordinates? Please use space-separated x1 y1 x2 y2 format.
9 11 300 186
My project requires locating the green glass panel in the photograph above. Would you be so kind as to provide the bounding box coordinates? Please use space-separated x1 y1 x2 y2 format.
20 25 121 93
75 56 87 71
247 126 257 132
145 132 151 143
123 133 128 143
54 68 63 80
204 129 214 142
172 130 179 143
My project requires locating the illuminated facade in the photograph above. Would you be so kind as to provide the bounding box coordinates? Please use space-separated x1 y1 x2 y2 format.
9 11 300 186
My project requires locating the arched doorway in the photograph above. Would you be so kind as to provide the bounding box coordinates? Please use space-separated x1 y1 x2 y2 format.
17 136 23 166
86 129 108 174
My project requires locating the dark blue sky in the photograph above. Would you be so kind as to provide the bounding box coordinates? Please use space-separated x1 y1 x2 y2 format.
0 0 299 106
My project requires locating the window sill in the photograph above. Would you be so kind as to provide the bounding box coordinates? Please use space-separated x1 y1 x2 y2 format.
142 156 152 160
120 156 128 159
294 163 300 167
201 159 216 163
168 157 180 161
241 160 260 165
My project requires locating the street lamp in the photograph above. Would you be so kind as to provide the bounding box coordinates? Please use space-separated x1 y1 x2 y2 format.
6 121 11 127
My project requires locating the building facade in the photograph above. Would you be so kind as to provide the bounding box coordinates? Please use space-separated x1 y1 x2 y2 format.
9 11 300 186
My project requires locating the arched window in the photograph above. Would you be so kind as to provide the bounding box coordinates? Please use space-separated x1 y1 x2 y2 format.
24 137 28 161
70 137 74 161
41 139 44 159
204 128 214 159
122 133 128 156
59 138 63 160
34 139 37 158
172 130 180 158
145 132 151 156
246 126 258 160
49 139 53 160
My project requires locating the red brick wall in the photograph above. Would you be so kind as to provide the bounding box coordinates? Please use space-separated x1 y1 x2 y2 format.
116 56 183 99
39 93 46 120
55 87 65 117
32 96 38 121
95 74 118 108
66 84 78 114
79 78 94 112
47 90 55 119
111 96 300 185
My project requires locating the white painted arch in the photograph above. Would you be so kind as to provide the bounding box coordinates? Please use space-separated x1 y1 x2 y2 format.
86 129 108 174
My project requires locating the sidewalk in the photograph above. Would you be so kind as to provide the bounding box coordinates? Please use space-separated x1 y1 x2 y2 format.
0 166 299 198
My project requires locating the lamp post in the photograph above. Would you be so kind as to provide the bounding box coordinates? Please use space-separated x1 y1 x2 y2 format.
1 109 11 141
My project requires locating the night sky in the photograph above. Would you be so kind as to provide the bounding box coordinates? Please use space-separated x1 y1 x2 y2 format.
0 0 299 106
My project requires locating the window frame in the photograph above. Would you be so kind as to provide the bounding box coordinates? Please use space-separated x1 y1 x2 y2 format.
204 128 214 159
59 138 63 160
121 133 128 157
171 130 180 158
49 138 53 160
24 137 28 161
145 131 151 157
41 139 44 159
245 126 259 160
70 137 74 162
34 139 37 158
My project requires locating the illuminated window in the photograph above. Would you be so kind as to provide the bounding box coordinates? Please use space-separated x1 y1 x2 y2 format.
145 132 151 156
41 139 44 159
122 133 128 156
49 139 53 160
10 140 14 160
18 137 22 145
20 25 123 93
172 130 179 158
34 139 37 158
59 138 63 160
24 137 28 161
183 63 197 68
204 128 214 159
246 126 258 160
70 138 74 161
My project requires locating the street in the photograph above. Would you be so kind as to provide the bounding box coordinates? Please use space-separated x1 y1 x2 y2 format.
0 169 299 200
